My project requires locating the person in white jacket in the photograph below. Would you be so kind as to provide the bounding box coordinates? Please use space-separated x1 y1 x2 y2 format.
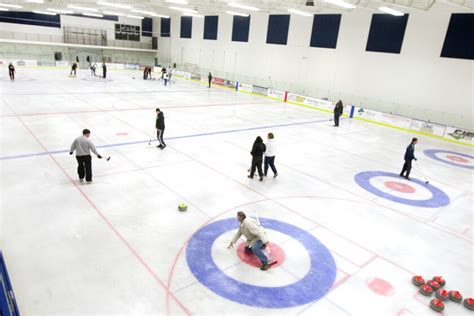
228 211 275 271
264 132 278 178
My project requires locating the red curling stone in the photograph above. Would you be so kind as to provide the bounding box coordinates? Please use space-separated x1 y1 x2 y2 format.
464 298 474 310
448 290 463 303
427 280 441 291
419 284 434 296
430 299 445 312
411 275 425 286
432 276 446 287
435 289 449 301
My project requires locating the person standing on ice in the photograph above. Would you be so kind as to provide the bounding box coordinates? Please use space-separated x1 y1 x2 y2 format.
264 132 278 178
102 62 107 79
164 72 169 86
333 100 343 127
155 108 166 149
69 129 103 183
208 72 213 88
8 62 15 80
248 136 266 181
228 211 276 271
70 62 77 76
400 138 418 180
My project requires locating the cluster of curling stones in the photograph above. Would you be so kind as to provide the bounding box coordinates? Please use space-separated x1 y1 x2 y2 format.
412 275 473 312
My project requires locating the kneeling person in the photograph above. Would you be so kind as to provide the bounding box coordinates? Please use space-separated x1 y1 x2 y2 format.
228 211 275 271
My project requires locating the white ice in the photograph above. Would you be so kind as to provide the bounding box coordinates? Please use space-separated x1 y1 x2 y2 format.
0 67 473 316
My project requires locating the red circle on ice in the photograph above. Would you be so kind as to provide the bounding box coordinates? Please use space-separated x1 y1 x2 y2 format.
237 242 285 268
384 181 416 193
446 155 469 163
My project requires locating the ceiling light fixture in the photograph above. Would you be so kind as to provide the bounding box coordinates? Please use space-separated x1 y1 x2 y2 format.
184 12 204 17
0 7 8 11
26 0 44 3
68 5 98 12
165 0 188 4
288 8 312 17
378 6 404 16
103 10 125 16
227 2 259 11
47 8 74 14
130 9 168 17
33 10 57 15
126 14 144 19
169 6 198 13
225 10 249 17
82 12 104 17
324 0 355 9
0 3 23 8
97 1 132 10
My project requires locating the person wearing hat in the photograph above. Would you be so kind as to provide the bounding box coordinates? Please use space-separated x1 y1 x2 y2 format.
228 211 276 271
155 108 166 149
69 129 103 183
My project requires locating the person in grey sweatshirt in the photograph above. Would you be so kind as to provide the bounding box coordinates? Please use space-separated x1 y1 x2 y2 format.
70 129 102 183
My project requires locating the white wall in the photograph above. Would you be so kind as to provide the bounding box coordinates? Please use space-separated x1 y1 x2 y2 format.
157 3 473 129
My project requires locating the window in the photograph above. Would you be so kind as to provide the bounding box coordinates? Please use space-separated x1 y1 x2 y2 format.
161 18 170 37
366 14 409 54
204 15 218 40
142 17 152 37
232 16 250 42
181 16 192 39
266 14 290 45
310 14 341 49
441 13 474 60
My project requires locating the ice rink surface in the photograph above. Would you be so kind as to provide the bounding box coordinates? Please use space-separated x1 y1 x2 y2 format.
0 68 473 316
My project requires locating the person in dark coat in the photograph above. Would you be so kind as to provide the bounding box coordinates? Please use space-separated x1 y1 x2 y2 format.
208 72 213 88
102 62 107 79
155 108 166 149
248 136 266 181
70 62 77 76
334 100 343 127
8 62 15 80
400 138 418 180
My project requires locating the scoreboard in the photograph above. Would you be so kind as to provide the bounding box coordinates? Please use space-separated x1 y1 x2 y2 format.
115 24 140 41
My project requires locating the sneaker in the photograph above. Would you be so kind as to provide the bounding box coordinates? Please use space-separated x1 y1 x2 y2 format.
157 145 163 148
273 173 278 178
160 145 166 150
404 176 410 181
260 263 270 271
86 180 93 184
79 178 84 183
248 175 253 179
259 177 263 182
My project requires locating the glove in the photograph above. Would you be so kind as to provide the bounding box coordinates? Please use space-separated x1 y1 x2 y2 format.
98 155 102 159
69 152 73 155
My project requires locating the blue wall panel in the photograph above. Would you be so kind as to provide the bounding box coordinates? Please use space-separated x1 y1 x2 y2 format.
142 17 153 37
366 14 409 54
180 16 192 39
310 14 341 49
0 11 60 28
232 16 250 42
441 13 474 60
266 14 290 45
161 18 170 37
204 15 218 40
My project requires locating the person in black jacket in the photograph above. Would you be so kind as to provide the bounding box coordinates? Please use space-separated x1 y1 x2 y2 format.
155 108 166 149
400 138 418 180
102 62 107 79
248 136 266 181
8 62 15 80
334 100 343 127
208 72 212 88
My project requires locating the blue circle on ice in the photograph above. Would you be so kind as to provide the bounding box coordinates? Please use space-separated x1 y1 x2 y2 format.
186 217 336 308
424 149 474 170
354 171 450 207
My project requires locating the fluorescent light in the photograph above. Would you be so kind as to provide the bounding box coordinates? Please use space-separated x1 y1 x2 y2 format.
378 6 404 16
33 10 57 15
0 3 22 8
47 8 74 14
184 12 203 18
83 12 104 17
225 10 249 17
288 8 312 17
126 14 144 19
68 5 98 12
325 0 356 9
130 9 168 17
165 0 188 3
0 7 8 11
169 6 197 13
26 0 44 3
97 1 132 9
153 13 170 18
227 2 259 11
103 10 125 16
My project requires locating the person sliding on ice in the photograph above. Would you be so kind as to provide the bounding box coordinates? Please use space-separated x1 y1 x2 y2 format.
400 138 418 180
70 62 77 76
8 62 15 80
334 100 343 127
70 129 103 183
264 132 278 178
102 62 107 79
228 211 276 271
208 72 212 88
248 136 266 181
155 108 166 149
